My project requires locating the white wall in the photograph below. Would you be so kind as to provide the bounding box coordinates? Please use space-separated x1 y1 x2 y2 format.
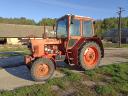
7 38 21 45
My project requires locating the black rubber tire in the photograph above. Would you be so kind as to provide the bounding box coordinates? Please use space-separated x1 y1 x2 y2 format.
79 42 101 70
64 59 69 64
26 64 32 70
30 58 55 82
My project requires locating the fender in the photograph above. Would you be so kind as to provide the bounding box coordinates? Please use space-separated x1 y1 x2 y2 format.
69 37 104 65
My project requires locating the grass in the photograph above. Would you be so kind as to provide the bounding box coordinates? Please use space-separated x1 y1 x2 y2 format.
0 62 127 96
0 45 30 57
0 45 128 95
85 63 128 96
0 54 20 58
0 69 84 96
103 42 128 48
95 85 116 96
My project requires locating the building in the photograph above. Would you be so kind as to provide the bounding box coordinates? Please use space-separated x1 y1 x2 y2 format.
103 28 128 43
0 23 54 44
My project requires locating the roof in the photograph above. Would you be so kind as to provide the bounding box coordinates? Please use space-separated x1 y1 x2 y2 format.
103 28 128 38
58 14 93 21
0 23 54 38
66 14 92 19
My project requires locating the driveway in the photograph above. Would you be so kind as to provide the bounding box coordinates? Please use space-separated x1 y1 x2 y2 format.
101 48 128 65
0 48 128 90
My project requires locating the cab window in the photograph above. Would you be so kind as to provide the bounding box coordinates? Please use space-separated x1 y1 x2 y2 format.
70 19 80 36
57 18 67 38
83 21 93 37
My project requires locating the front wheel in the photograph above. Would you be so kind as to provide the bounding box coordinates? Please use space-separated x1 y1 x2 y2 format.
30 58 55 81
79 42 101 70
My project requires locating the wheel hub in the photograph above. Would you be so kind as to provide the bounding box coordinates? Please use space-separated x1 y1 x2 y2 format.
36 64 49 77
84 46 99 68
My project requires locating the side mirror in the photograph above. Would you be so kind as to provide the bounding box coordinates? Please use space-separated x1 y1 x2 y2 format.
93 21 96 25
53 24 56 37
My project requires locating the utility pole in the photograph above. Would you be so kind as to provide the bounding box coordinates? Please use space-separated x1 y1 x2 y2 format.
117 7 124 48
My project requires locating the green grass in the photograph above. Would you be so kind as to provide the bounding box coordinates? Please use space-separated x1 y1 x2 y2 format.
85 63 128 95
95 85 117 96
0 54 19 58
103 42 128 48
0 63 128 96
0 44 127 95
0 69 85 96
0 45 128 96
0 45 30 57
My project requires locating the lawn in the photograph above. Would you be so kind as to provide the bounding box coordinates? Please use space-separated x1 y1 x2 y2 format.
103 42 128 48
0 45 30 58
0 45 128 96
0 62 128 96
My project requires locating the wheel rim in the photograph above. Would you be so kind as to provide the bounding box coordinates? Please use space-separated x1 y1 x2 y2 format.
35 64 49 78
83 46 99 68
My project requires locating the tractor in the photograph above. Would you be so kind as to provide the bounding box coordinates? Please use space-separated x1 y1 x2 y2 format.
25 14 104 81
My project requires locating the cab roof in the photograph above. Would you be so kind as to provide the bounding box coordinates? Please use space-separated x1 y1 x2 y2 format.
58 14 94 20
66 14 92 19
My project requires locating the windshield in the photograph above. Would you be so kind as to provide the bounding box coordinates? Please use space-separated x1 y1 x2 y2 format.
57 18 67 38
70 19 80 36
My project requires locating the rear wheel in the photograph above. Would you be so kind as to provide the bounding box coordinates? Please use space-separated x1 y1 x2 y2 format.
30 58 55 81
79 42 101 70
64 59 69 64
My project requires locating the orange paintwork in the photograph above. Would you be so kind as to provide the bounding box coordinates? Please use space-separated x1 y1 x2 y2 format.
35 63 49 77
83 46 99 69
30 38 62 57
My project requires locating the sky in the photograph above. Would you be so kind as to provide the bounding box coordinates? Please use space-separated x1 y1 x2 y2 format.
0 0 128 22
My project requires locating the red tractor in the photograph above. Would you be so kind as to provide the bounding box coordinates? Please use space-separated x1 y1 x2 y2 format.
25 14 104 81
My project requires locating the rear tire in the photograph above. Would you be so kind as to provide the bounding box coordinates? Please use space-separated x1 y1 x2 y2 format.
79 42 101 70
64 59 69 64
30 58 55 81
26 64 32 70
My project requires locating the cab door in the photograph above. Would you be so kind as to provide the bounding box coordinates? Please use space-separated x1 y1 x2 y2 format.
67 18 82 49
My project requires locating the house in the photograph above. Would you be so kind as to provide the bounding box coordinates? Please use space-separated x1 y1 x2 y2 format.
103 28 128 43
0 23 54 44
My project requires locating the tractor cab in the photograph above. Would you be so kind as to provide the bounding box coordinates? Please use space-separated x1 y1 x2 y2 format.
56 14 94 48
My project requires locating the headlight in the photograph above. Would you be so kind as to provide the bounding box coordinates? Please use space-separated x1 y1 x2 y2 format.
44 47 48 51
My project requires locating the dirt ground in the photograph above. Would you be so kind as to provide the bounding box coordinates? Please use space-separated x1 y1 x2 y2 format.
0 48 128 90
101 48 128 65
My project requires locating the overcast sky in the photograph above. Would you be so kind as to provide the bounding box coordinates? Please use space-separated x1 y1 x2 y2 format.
0 0 128 21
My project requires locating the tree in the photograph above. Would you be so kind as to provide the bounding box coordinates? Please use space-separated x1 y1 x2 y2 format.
0 17 36 25
94 17 128 37
37 18 56 26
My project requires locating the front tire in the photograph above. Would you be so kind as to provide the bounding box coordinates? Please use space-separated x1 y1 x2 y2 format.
30 58 55 81
79 42 101 70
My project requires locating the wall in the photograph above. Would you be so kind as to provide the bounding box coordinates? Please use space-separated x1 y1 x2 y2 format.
7 38 21 45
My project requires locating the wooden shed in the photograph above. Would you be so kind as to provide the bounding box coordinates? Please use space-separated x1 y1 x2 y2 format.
0 23 54 44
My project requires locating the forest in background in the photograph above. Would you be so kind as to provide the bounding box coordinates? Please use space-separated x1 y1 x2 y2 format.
0 16 128 37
